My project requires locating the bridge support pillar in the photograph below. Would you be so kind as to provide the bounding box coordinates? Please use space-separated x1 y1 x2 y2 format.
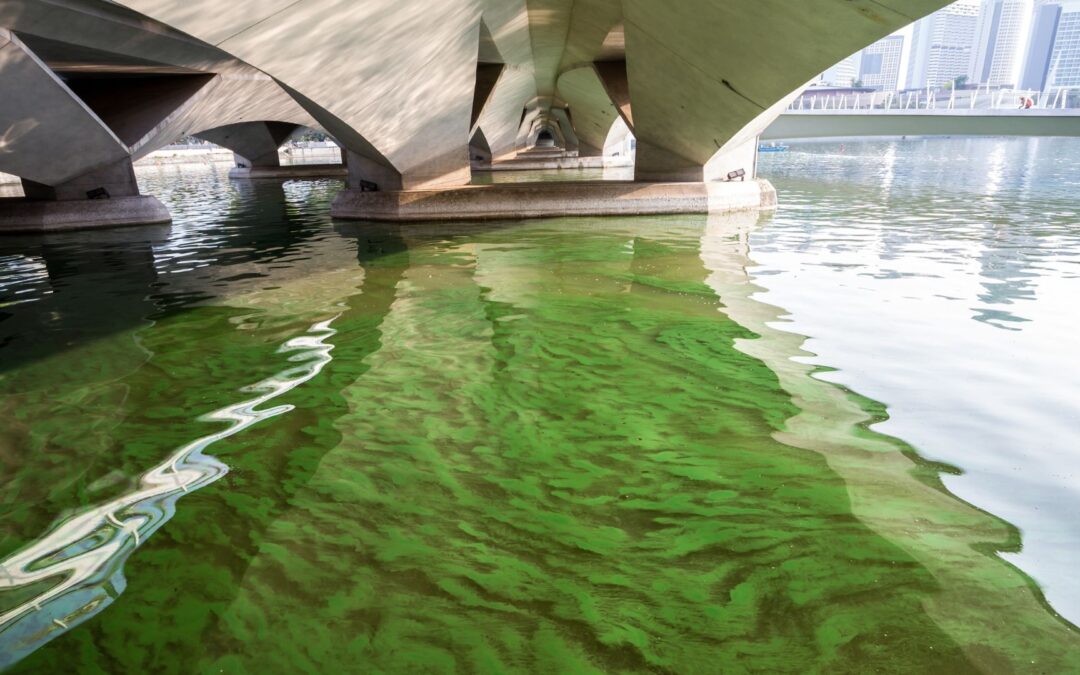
195 122 347 180
0 158 170 234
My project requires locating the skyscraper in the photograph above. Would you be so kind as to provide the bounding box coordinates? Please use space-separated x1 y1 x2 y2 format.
819 53 862 87
1020 0 1080 89
973 0 1036 85
1021 1 1064 89
860 35 906 90
1047 0 1080 86
907 0 982 89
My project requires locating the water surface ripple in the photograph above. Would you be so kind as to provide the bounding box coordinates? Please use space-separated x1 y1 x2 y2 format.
756 138 1080 628
0 144 1076 672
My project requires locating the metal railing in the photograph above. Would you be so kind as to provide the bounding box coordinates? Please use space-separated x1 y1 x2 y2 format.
790 86 1079 113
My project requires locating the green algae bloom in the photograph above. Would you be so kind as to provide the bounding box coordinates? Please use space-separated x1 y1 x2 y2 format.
0 178 1077 673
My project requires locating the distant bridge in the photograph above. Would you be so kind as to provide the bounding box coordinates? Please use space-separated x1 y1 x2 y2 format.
762 108 1080 141
764 86 1080 141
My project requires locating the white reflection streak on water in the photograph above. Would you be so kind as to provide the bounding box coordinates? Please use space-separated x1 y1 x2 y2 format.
0 316 339 656
983 143 1006 197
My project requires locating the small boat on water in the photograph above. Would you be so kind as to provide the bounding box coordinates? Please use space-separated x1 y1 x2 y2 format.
758 143 789 153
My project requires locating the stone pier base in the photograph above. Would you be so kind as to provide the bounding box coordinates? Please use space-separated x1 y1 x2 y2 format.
0 196 171 234
229 164 347 180
331 179 776 222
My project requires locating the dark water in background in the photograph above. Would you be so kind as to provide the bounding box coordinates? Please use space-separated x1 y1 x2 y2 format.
0 142 1077 672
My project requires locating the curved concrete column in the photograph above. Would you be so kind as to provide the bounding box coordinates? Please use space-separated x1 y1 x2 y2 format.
196 121 300 168
130 75 324 160
476 67 537 160
603 116 632 156
555 66 619 158
549 108 579 153
472 1 538 160
618 0 951 181
115 0 487 189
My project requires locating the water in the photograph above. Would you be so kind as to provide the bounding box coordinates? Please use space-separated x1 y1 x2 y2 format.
755 138 1080 626
0 139 1077 672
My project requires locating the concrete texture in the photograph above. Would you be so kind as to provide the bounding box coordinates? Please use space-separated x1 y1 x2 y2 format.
0 196 171 234
331 179 775 222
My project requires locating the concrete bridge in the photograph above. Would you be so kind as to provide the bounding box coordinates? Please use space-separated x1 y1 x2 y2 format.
763 109 1080 142
0 0 954 230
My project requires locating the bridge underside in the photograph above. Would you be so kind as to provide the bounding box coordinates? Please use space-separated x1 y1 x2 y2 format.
0 0 953 230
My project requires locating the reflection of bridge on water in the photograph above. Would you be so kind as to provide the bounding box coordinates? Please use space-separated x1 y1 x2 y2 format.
765 88 1080 141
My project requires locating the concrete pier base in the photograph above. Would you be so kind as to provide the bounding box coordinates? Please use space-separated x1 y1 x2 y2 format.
229 164 348 180
0 196 171 234
331 179 775 222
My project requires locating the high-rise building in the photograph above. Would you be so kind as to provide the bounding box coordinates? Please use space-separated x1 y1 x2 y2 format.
1020 0 1080 89
819 52 862 87
1047 0 1080 86
907 0 982 89
1049 13 1080 86
860 35 906 90
973 0 1036 85
1021 1 1064 89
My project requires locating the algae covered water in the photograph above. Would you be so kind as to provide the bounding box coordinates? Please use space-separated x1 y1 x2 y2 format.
0 140 1079 672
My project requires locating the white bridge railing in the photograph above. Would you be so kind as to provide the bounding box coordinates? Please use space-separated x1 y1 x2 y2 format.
791 86 1079 113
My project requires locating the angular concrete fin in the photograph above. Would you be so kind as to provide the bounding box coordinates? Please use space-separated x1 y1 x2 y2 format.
0 32 130 186
471 18 505 130
63 74 215 148
472 64 505 130
550 108 579 151
266 121 302 147
469 128 492 162
477 18 503 65
593 60 633 130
